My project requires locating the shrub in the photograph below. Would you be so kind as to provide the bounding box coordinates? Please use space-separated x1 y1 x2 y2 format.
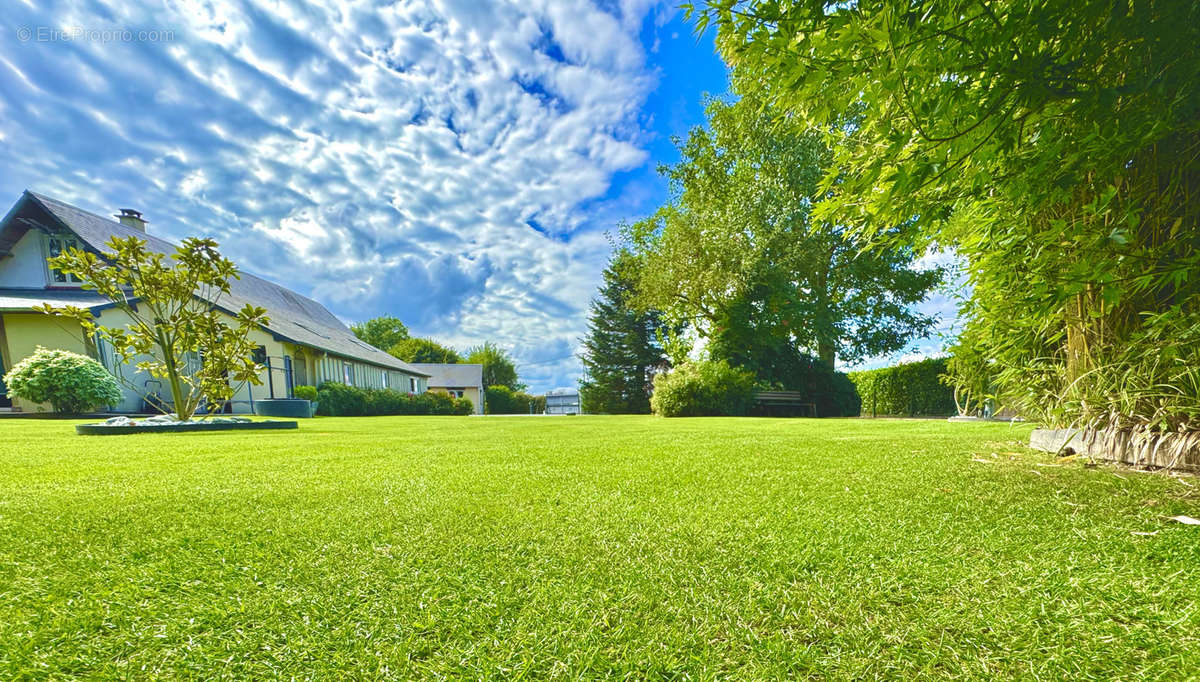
316 382 368 416
315 382 473 416
3 346 123 414
650 360 755 417
848 358 957 417
293 385 318 402
484 385 545 414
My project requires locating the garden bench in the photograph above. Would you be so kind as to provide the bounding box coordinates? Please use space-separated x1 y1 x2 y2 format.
753 391 817 417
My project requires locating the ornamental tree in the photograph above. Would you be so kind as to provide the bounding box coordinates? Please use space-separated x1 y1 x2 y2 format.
38 236 268 421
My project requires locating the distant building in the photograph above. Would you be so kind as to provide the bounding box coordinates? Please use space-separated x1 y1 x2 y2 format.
0 191 429 413
410 363 484 415
544 388 581 415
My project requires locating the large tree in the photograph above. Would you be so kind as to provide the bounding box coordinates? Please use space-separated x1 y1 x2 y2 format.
351 316 409 352
626 96 942 375
693 0 1200 431
466 342 524 391
389 337 462 364
578 251 671 414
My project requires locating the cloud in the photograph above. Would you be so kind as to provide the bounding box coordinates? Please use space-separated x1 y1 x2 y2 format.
0 0 675 391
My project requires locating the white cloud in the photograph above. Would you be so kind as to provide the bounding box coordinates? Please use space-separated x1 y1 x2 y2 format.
0 0 673 391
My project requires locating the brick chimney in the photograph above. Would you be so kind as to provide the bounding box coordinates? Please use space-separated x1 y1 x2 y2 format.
114 208 148 232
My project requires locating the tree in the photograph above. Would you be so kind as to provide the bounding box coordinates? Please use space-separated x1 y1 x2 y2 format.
693 1 1200 431
351 316 409 351
4 346 123 414
625 95 942 377
389 337 462 364
40 236 268 421
578 251 671 414
466 342 523 391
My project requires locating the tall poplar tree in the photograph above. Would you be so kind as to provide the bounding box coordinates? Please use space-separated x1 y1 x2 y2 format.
579 251 670 414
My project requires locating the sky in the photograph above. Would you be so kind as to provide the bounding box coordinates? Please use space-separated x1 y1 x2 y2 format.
0 0 952 392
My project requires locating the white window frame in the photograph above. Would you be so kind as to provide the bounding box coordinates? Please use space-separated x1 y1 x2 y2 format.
42 233 84 286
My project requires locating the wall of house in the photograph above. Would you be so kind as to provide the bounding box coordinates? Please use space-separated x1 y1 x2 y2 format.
307 353 426 394
0 231 48 287
0 312 92 412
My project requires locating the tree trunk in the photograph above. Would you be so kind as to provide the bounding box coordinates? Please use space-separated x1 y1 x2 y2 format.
818 340 836 370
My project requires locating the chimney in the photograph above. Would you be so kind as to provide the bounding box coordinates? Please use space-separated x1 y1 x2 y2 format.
115 208 148 232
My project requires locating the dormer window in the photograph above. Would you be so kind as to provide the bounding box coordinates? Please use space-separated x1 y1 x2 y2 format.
43 233 83 286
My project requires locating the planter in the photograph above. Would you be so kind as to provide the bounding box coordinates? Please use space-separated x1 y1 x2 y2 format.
253 399 318 418
1030 427 1200 472
77 418 298 435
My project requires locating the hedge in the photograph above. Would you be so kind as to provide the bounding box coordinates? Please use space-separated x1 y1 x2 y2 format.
847 358 956 417
484 386 546 415
315 382 472 416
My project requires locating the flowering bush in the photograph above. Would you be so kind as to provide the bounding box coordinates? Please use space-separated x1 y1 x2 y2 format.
4 346 123 413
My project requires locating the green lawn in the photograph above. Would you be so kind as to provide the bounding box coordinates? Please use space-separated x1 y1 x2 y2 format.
1 416 1198 679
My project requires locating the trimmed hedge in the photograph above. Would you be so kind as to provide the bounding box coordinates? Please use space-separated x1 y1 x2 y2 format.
651 360 756 417
847 358 956 417
315 382 472 416
484 386 547 415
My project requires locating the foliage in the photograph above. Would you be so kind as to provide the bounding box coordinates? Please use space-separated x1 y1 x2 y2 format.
624 95 942 371
293 385 318 402
350 316 409 352
3 346 123 413
579 250 673 414
39 236 267 421
650 360 756 417
749 354 861 418
315 382 471 416
848 358 957 417
942 331 997 417
467 342 524 392
484 385 545 415
388 337 462 364
9 416 1200 678
693 0 1200 430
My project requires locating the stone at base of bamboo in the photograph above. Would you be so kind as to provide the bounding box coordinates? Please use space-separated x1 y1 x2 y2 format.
1030 427 1200 472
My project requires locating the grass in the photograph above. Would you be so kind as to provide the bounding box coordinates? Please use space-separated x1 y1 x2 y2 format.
1 416 1198 679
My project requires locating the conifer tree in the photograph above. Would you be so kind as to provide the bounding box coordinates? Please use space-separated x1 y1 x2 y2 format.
579 251 670 414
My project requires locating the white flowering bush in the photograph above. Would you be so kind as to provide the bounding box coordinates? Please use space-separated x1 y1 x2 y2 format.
4 346 122 413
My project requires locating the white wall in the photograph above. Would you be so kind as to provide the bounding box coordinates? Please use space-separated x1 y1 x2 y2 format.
0 231 47 287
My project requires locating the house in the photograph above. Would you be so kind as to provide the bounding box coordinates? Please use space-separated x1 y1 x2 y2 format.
409 363 484 414
545 388 581 415
0 191 429 413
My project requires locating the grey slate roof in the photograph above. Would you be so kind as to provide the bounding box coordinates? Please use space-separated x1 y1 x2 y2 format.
20 191 427 376
408 363 483 388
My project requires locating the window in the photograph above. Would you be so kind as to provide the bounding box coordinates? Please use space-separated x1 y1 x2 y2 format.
409 377 417 393
381 371 389 389
251 346 267 364
343 362 353 385
43 234 83 285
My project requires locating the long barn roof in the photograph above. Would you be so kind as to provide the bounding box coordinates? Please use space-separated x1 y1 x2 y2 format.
15 191 427 376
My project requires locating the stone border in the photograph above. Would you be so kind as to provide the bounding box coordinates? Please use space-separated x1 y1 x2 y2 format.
76 420 298 435
1031 427 1199 472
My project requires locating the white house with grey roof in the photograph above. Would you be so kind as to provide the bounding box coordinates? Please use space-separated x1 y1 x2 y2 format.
0 190 429 413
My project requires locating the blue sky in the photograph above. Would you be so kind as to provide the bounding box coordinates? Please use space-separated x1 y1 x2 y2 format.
0 0 951 392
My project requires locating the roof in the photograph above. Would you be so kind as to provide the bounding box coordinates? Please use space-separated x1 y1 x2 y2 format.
408 363 483 388
9 191 427 376
0 288 112 312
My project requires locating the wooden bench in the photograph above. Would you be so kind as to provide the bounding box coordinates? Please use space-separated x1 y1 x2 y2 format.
753 391 817 417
